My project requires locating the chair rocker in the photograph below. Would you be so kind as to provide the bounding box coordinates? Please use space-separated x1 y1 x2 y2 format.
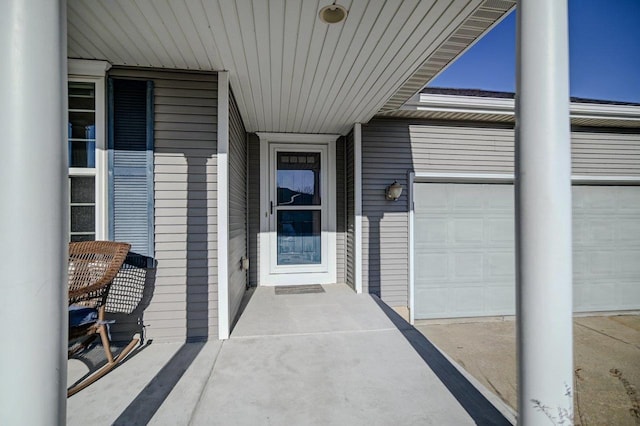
67 241 138 397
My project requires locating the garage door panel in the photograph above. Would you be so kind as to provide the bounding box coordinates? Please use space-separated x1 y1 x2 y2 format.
414 183 640 319
484 185 513 209
621 189 640 209
417 253 449 279
453 185 485 209
484 285 514 312
574 281 618 311
618 282 640 309
587 220 615 241
588 251 616 275
573 219 588 243
573 250 589 278
415 217 447 243
417 185 449 210
486 218 513 243
485 252 514 279
453 219 483 243
453 252 483 278
574 186 617 210
453 286 484 314
415 287 448 317
620 251 640 275
618 219 640 241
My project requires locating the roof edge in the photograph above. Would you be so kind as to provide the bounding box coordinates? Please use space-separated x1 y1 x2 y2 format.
378 0 516 113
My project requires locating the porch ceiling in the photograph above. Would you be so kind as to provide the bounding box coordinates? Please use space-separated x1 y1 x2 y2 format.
67 0 513 135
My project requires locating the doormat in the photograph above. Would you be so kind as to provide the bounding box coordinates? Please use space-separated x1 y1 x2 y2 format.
275 284 325 295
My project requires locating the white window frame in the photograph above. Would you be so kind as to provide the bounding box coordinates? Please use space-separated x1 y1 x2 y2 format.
68 60 110 241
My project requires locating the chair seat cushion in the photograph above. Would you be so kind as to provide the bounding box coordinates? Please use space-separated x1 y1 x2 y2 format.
69 305 98 328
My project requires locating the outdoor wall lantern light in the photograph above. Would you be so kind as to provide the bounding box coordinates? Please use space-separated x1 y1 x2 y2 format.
385 181 403 201
319 3 348 24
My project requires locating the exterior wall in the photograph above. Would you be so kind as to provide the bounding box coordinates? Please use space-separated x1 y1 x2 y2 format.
345 131 356 290
246 134 348 286
361 118 640 309
228 91 248 324
110 68 218 342
571 130 640 175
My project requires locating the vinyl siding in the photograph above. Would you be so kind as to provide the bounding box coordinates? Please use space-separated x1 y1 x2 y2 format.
362 118 640 309
228 91 248 324
345 131 356 290
571 131 640 175
110 68 218 342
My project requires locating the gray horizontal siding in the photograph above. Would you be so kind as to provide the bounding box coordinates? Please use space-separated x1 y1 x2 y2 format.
110 68 218 342
362 118 640 309
228 91 247 326
571 131 640 175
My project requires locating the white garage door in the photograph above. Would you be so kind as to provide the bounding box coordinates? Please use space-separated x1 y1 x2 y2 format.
414 183 640 320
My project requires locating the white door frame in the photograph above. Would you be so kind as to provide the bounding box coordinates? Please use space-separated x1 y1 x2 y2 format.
257 133 339 286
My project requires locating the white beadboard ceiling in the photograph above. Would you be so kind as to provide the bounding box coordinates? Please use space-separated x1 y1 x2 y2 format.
67 0 513 134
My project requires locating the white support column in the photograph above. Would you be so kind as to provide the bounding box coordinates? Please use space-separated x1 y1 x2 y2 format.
0 0 68 424
515 0 573 424
217 71 230 340
354 123 363 294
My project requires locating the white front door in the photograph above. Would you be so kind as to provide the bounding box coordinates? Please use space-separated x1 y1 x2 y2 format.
259 133 337 285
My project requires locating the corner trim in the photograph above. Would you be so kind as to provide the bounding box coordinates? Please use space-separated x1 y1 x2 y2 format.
354 124 363 294
217 71 230 340
408 171 415 324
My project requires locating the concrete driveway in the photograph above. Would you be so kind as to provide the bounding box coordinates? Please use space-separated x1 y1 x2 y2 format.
68 284 512 425
417 315 640 426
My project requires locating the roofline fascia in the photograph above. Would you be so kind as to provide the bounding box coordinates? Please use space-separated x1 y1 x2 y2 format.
401 93 640 122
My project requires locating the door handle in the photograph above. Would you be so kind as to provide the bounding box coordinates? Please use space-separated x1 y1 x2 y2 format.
270 201 273 215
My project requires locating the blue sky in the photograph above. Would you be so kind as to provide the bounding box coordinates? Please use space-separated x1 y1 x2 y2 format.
428 0 640 103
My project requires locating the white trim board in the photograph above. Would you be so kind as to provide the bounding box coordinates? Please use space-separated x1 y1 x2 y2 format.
68 59 111 77
408 171 415 324
217 71 230 340
412 172 640 185
354 124 363 294
401 93 640 123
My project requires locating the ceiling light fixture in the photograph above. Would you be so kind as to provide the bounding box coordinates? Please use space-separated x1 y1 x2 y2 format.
319 4 348 24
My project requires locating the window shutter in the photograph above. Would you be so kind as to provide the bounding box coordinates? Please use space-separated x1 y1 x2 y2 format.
108 79 154 257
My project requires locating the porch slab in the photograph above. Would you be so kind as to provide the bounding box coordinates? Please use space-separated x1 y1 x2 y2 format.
231 284 398 337
68 284 511 425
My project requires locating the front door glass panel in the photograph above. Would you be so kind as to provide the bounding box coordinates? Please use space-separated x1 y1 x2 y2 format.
277 210 321 265
277 152 320 205
276 151 322 265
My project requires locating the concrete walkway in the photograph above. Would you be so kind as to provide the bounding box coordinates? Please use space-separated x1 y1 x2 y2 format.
68 284 512 425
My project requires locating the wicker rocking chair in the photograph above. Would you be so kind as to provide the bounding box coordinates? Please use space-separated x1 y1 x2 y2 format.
67 241 138 397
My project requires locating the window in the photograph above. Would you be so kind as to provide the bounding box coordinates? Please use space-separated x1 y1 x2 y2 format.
68 67 108 242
